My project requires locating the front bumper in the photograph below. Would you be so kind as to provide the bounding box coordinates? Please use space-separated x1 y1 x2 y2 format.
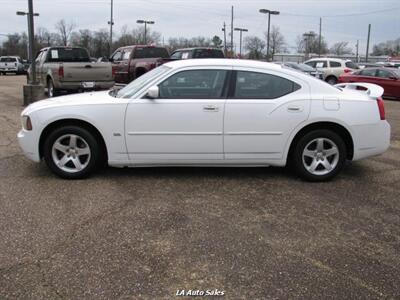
352 121 391 161
17 129 40 162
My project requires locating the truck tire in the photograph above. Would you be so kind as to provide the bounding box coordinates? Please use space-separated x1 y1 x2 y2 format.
47 78 58 97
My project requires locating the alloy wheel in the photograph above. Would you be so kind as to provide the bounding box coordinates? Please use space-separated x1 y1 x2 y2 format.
302 137 339 176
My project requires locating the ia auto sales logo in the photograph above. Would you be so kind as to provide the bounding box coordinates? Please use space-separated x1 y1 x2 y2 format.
176 289 225 297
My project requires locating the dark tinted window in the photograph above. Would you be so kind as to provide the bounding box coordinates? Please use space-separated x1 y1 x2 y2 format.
159 69 227 99
134 47 169 59
47 48 90 62
233 71 301 99
345 61 359 69
359 69 377 77
170 51 182 59
192 49 224 58
0 57 17 62
376 69 394 79
330 61 341 67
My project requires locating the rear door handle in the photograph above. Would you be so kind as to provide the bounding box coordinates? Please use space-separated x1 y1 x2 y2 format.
287 105 303 112
203 105 219 112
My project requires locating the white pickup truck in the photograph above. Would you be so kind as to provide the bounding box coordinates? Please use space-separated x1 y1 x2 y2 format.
28 47 115 97
0 56 25 75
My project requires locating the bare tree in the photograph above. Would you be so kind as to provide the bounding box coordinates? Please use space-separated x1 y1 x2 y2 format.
330 41 352 55
266 26 286 60
55 19 76 46
244 36 265 60
372 38 400 56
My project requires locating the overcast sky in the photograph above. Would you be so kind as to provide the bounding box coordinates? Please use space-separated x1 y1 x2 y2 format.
1 0 399 53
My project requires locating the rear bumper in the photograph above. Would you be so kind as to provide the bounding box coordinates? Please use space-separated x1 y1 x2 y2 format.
55 81 115 90
17 129 40 162
352 121 391 161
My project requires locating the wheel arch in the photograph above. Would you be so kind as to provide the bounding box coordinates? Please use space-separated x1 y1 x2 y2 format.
287 121 354 161
39 118 108 161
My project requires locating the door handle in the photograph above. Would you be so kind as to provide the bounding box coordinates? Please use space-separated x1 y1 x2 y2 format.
287 105 303 112
203 105 219 112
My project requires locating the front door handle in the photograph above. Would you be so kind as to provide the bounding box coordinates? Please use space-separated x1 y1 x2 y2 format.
287 105 303 112
203 105 219 112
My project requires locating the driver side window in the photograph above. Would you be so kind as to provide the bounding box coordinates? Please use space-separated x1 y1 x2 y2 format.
158 69 227 99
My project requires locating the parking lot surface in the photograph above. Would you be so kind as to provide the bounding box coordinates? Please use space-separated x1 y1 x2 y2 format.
0 75 400 299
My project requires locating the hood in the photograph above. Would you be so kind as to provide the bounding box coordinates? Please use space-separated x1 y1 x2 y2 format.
22 90 115 115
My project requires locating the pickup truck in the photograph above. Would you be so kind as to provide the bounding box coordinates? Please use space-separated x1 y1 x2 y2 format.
110 45 170 84
28 47 115 97
0 56 26 75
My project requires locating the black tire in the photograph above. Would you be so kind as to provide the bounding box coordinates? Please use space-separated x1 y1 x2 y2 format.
47 78 58 97
326 76 338 85
43 126 102 179
291 129 347 182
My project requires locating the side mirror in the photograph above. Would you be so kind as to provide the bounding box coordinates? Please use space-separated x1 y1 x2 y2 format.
146 86 159 99
389 76 397 80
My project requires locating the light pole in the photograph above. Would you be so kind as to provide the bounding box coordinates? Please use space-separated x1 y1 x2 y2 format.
222 22 227 57
17 7 39 84
303 32 315 60
259 9 279 61
234 27 248 58
108 0 114 57
137 20 155 45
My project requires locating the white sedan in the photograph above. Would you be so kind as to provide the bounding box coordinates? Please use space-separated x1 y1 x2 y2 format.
18 59 390 181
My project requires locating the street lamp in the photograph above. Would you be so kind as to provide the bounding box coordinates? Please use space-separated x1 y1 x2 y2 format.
16 7 39 84
234 27 248 58
259 9 279 61
137 20 155 45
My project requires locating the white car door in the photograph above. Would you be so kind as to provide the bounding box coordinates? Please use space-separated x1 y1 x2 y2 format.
125 68 229 163
224 67 310 160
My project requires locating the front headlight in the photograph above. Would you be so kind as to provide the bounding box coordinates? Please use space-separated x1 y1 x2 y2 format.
21 115 32 130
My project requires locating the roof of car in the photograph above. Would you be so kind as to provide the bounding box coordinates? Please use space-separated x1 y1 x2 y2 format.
164 58 282 70
173 47 223 52
306 57 348 63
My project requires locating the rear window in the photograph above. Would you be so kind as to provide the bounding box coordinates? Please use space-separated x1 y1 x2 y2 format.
345 61 359 69
193 49 224 58
47 48 90 62
330 61 341 68
0 57 17 62
133 47 169 59
359 69 377 77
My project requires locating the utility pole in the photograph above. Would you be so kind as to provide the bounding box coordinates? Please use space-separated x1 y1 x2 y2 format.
318 17 322 57
259 9 280 61
108 0 114 57
137 20 155 44
230 6 234 57
366 24 371 63
355 39 359 62
234 27 248 58
222 22 227 57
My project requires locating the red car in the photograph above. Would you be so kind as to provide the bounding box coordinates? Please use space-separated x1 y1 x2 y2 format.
338 67 400 100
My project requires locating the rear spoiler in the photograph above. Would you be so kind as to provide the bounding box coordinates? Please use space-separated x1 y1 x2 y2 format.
335 82 384 99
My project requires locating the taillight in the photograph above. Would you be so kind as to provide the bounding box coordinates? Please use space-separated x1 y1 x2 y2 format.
377 97 385 120
58 65 64 79
343 68 351 73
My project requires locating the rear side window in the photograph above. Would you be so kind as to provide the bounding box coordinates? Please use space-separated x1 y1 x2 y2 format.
193 49 224 58
330 61 341 68
47 48 90 62
314 61 328 68
134 47 169 59
159 69 227 99
122 49 131 60
376 69 394 79
233 71 301 99
170 51 182 59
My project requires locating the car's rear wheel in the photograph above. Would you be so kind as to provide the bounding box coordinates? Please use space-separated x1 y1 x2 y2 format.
292 129 346 181
43 126 101 179
326 76 338 85
47 79 58 97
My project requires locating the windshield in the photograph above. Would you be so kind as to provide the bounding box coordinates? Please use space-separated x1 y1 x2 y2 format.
116 65 171 98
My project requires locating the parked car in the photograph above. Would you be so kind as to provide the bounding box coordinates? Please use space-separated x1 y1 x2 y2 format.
110 45 170 84
28 47 115 97
274 62 323 79
170 47 225 60
304 58 359 85
338 67 400 100
356 62 380 69
0 56 25 75
18 59 390 181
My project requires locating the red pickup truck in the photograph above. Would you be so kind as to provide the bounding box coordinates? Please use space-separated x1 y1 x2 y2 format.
110 45 170 84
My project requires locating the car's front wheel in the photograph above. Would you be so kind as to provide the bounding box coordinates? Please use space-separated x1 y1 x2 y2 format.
292 129 346 181
43 126 101 179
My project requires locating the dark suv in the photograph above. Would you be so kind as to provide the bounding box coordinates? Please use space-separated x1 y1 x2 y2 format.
170 47 225 60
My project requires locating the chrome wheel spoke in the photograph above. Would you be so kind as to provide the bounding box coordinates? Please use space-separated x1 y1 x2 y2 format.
316 138 324 151
303 149 315 158
57 155 70 167
77 147 90 156
325 147 338 157
321 159 332 171
71 157 83 170
307 159 319 172
69 135 77 148
53 142 68 154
